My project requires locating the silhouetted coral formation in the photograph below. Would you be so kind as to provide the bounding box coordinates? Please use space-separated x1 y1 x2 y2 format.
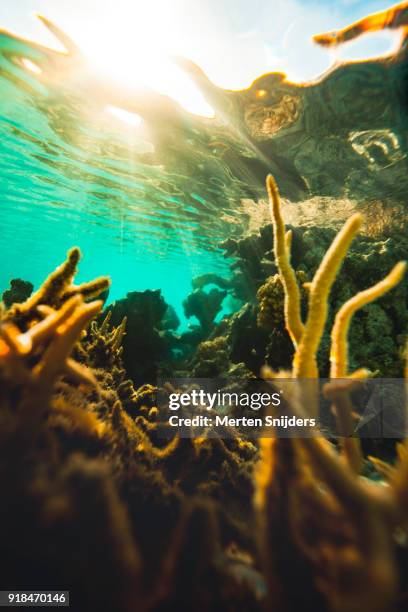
183 287 227 334
105 289 175 386
2 278 33 308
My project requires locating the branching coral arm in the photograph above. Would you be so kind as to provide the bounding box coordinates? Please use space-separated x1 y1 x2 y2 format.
112 317 127 351
34 247 81 306
293 214 363 378
323 378 369 473
62 276 111 302
325 261 405 473
299 433 397 522
262 376 367 509
301 436 369 511
33 299 102 390
99 310 112 335
284 230 292 259
267 174 304 346
330 262 406 378
65 357 98 388
6 248 81 320
20 296 81 350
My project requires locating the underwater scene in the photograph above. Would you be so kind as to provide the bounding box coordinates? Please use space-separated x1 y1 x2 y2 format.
1 1 408 610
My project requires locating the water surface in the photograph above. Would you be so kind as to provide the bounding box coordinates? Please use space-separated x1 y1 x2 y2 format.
0 34 258 325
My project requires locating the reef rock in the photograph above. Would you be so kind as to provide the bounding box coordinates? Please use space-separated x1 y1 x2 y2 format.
105 289 177 385
183 287 227 334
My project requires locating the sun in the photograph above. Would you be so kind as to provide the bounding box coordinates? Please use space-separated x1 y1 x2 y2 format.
60 0 215 119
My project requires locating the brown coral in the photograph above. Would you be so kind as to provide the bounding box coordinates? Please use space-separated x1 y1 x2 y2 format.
257 270 308 331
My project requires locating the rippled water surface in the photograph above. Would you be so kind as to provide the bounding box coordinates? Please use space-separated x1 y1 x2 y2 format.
0 33 262 324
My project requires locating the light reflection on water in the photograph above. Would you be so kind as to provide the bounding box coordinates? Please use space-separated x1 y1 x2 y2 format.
0 33 261 325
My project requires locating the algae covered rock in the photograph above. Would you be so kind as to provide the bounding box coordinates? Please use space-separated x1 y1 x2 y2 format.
105 289 176 385
183 287 227 334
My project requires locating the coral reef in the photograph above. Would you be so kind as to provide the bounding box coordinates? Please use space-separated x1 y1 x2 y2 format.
0 249 259 612
0 248 109 413
256 273 285 331
190 336 231 378
256 174 407 612
220 214 408 377
0 175 407 612
76 310 127 372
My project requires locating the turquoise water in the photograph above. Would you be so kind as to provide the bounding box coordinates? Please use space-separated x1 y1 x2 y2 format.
0 33 259 327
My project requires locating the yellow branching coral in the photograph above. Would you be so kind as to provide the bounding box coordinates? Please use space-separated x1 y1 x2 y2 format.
78 311 128 371
267 175 304 346
266 174 406 382
294 213 362 378
265 172 405 453
111 316 127 352
0 247 110 419
62 277 111 303
330 261 406 378
5 247 80 320
3 247 110 323
258 375 404 612
258 174 408 612
0 296 102 413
